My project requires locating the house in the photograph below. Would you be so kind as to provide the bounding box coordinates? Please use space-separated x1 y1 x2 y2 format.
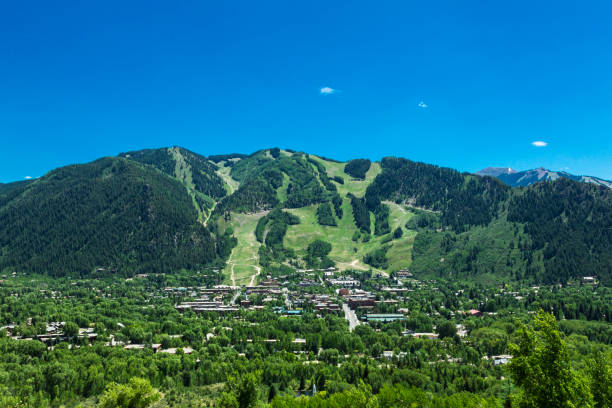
159 347 193 354
364 314 406 322
408 333 438 340
396 269 413 279
488 354 513 365
467 309 483 317
347 296 376 310
327 278 360 287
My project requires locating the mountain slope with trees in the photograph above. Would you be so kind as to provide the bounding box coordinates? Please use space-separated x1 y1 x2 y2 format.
0 147 610 285
0 157 223 277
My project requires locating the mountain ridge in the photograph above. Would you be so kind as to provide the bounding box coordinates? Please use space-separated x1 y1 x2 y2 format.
0 146 609 285
476 166 611 188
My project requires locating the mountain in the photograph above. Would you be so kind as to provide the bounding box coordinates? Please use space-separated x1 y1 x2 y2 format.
476 167 612 189
0 157 225 277
0 146 610 285
0 179 34 194
475 167 517 178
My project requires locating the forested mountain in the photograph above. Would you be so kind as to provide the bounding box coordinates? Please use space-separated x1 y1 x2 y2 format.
476 166 612 189
365 157 510 232
1 147 610 285
0 179 34 195
0 157 222 277
119 147 228 199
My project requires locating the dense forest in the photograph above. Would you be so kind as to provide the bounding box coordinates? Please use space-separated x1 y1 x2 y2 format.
507 179 612 284
365 157 509 231
0 158 221 277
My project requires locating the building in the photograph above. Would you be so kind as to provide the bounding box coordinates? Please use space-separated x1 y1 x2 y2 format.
364 314 406 322
347 296 376 310
175 300 239 314
396 269 413 279
327 278 360 287
404 332 438 339
488 354 513 365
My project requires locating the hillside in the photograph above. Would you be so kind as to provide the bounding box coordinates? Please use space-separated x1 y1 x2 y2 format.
0 157 223 277
0 146 610 285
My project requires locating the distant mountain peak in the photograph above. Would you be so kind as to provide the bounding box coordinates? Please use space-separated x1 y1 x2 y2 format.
475 167 517 177
475 166 611 189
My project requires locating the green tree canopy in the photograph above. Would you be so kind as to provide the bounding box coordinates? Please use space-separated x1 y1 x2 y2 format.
508 310 594 408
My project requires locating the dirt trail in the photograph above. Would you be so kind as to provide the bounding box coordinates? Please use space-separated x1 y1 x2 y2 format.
203 201 216 226
248 266 261 286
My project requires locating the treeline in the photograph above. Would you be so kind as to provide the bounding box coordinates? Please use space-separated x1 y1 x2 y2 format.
216 178 279 214
256 209 300 266
344 159 371 180
363 246 390 269
207 153 248 163
374 204 391 236
317 202 337 226
348 194 371 234
217 152 344 218
304 239 334 269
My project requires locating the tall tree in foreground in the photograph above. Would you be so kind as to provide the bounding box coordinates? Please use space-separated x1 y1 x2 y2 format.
587 353 612 408
508 310 594 408
98 377 160 408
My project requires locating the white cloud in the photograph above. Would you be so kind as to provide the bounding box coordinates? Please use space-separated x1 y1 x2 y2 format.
531 141 547 147
418 101 428 108
24 176 32 179
320 86 336 95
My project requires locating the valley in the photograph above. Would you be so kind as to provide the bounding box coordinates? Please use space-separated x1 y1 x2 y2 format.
0 146 610 408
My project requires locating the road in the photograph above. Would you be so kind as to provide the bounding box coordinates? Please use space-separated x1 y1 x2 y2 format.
230 289 241 305
248 265 261 287
343 303 360 332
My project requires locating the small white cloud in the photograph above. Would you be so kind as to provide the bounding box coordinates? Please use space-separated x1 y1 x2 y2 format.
24 176 32 179
320 86 336 95
531 141 547 147
418 101 428 108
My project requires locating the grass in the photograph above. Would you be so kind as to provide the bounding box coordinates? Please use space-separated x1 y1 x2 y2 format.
309 155 381 198
215 162 240 195
218 212 265 285
284 199 417 273
214 154 418 276
170 147 194 188
277 172 290 202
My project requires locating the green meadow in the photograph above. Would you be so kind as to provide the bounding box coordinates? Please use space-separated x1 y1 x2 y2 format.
219 211 265 286
284 199 417 273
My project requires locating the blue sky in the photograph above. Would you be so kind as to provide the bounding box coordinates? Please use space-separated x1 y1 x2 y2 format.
1 0 611 182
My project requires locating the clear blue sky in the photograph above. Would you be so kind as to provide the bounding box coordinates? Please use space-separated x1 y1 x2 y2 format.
1 0 611 182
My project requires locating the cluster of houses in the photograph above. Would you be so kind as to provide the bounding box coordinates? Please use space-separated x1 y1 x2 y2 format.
1 266 532 368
